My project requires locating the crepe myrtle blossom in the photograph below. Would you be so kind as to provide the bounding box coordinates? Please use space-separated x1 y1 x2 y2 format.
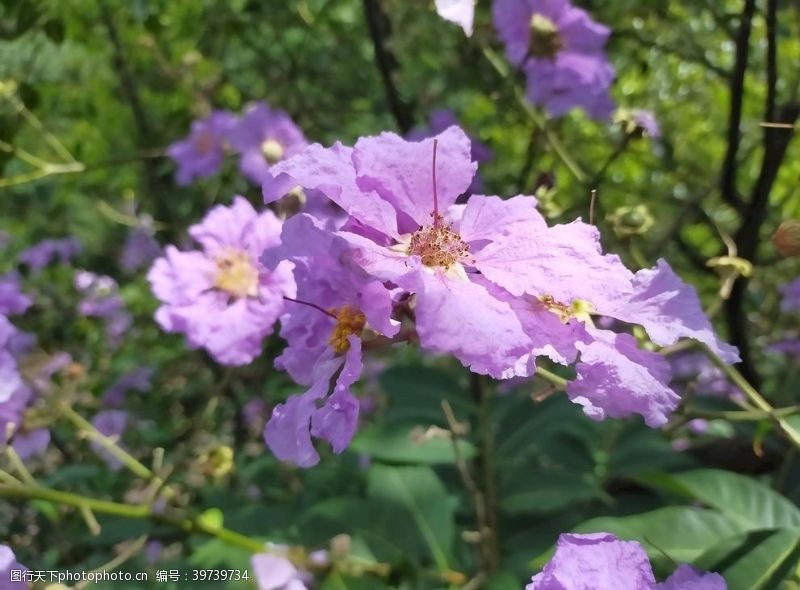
229 102 308 185
435 0 475 36
252 553 309 590
167 110 237 185
527 533 726 590
263 126 738 436
261 214 399 466
493 0 615 119
148 197 295 365
19 237 81 273
0 545 28 590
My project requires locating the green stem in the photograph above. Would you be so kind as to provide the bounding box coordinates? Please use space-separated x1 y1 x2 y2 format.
0 483 265 553
535 366 569 389
470 374 499 573
686 406 800 422
703 346 800 449
479 45 587 183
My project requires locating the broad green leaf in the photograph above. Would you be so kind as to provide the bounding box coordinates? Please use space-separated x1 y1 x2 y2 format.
695 529 800 590
379 364 473 425
367 465 456 572
639 469 800 530
500 470 602 515
351 422 475 465
574 506 745 564
321 572 393 590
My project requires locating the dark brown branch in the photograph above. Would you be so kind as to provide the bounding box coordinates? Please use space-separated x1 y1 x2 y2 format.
719 0 756 210
362 0 415 134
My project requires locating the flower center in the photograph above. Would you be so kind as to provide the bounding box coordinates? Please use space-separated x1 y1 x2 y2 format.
261 139 285 164
408 215 469 269
328 305 366 354
213 248 259 298
529 13 563 58
194 130 216 155
540 295 594 324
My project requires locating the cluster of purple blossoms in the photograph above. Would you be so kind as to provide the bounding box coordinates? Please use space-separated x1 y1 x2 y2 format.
250 125 737 466
0 273 51 460
493 0 615 119
75 271 132 348
167 102 308 186
0 545 27 589
528 533 726 589
148 196 295 366
19 237 81 273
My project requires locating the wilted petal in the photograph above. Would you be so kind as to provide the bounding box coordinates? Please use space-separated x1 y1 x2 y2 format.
434 0 475 35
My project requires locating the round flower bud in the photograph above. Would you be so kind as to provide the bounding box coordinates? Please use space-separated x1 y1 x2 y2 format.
607 205 654 237
773 220 800 257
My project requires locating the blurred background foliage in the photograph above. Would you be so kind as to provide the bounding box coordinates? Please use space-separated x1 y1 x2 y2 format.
1 0 800 588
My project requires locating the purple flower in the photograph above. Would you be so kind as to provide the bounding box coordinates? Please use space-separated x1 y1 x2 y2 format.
122 228 162 273
75 271 132 347
669 351 742 400
102 367 153 407
780 278 800 313
251 553 309 590
90 410 128 470
0 545 28 590
0 273 32 316
148 196 295 366
632 109 661 138
435 0 475 35
264 127 736 433
229 102 308 185
660 565 726 590
167 111 237 185
527 533 726 590
493 0 615 119
19 237 81 272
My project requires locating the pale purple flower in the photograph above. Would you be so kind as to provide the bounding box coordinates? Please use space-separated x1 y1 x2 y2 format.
660 565 726 590
0 545 28 590
264 126 737 428
251 553 309 590
229 102 308 185
168 110 237 185
669 351 742 400
148 196 295 366
102 367 153 407
527 533 726 590
780 278 800 313
493 0 615 119
122 228 162 273
435 0 475 35
632 109 661 138
19 237 81 272
75 271 132 347
90 410 128 470
0 273 31 316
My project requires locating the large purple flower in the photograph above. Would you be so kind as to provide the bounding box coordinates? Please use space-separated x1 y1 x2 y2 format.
229 102 308 185
0 545 28 590
167 110 237 185
493 0 615 119
263 126 736 432
148 197 295 365
527 533 726 590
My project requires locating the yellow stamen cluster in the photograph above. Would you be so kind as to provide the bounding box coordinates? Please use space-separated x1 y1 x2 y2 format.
261 139 285 164
213 249 259 298
540 295 595 324
328 305 366 353
529 13 563 58
408 216 469 269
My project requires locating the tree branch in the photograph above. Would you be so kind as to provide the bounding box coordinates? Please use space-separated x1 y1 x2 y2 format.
719 0 756 210
362 0 415 134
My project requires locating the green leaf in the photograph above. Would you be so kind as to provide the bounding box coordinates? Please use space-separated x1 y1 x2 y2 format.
695 529 800 590
351 422 475 465
500 470 602 515
379 364 473 425
639 469 800 530
574 506 745 564
366 465 456 571
321 572 393 590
